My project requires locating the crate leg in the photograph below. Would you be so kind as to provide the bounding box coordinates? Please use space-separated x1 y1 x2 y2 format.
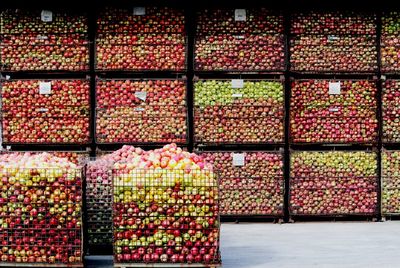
372 217 378 222
288 217 295 223
381 216 387 222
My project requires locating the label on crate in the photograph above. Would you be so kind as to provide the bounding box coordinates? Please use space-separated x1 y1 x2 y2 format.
234 9 246 21
38 108 49 112
328 35 340 42
5 75 10 80
328 82 341 95
232 153 245 166
135 107 145 112
329 107 339 112
36 35 48 40
133 7 146 16
39 82 51 95
135 91 147 101
41 10 53 22
234 35 245 39
232 93 243 98
231 79 244 88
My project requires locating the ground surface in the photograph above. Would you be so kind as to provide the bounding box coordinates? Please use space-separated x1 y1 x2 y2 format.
86 221 400 268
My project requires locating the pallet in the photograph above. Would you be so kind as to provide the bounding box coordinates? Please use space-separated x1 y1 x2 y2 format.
114 263 221 268
0 263 83 267
382 215 400 221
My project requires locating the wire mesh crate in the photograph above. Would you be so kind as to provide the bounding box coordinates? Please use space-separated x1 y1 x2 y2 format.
382 80 400 143
96 7 186 71
289 151 378 217
290 79 378 144
112 168 221 265
381 150 400 216
200 151 284 217
381 12 400 73
194 80 284 145
0 9 89 72
1 79 91 145
0 166 83 265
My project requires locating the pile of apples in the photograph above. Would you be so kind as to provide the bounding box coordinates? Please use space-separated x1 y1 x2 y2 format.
290 80 378 143
290 12 377 72
96 79 187 144
96 8 186 71
195 9 284 71
290 151 378 216
382 80 400 142
1 80 90 144
200 151 284 216
111 144 220 264
0 9 89 71
0 151 88 165
0 152 83 264
381 150 400 215
194 80 284 144
381 12 400 72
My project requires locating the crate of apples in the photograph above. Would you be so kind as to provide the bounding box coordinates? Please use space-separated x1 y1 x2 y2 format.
381 150 400 216
290 151 378 216
290 12 377 72
200 151 284 216
0 152 83 264
290 79 378 144
381 12 400 73
194 80 284 144
96 79 187 144
1 79 90 144
96 7 186 71
195 9 285 71
112 144 221 265
382 80 400 142
0 9 89 71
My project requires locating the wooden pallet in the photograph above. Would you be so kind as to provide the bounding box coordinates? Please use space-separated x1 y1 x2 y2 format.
114 263 221 268
0 263 83 267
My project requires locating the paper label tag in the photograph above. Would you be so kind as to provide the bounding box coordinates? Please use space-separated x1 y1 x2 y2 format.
41 10 53 22
5 75 10 80
329 107 339 112
232 93 243 98
135 91 147 101
39 82 52 95
234 35 245 39
231 79 244 89
38 108 49 112
234 9 246 21
328 82 341 95
328 35 340 41
133 7 146 16
232 153 245 166
36 35 48 40
135 107 145 112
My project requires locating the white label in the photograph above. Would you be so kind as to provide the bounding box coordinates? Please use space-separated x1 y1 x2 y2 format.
6 146 11 151
135 91 147 101
135 107 145 112
232 153 245 166
231 79 244 89
232 93 243 98
38 108 49 112
41 10 53 22
39 82 52 95
5 75 10 80
329 107 339 112
234 9 246 21
328 82 341 95
36 35 48 40
328 35 340 41
234 35 245 39
133 7 146 16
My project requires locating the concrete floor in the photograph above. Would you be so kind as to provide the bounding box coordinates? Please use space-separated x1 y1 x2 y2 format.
87 221 400 268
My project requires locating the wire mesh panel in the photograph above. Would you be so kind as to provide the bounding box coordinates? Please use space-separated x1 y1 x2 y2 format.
381 150 400 216
0 9 89 72
290 11 377 73
95 79 187 144
113 168 220 265
1 79 90 144
195 9 284 72
290 79 378 144
200 151 284 217
96 7 186 71
289 151 378 216
0 166 83 264
194 80 284 144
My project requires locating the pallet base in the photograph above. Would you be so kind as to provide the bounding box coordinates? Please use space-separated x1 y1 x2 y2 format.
0 263 83 267
114 263 221 268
